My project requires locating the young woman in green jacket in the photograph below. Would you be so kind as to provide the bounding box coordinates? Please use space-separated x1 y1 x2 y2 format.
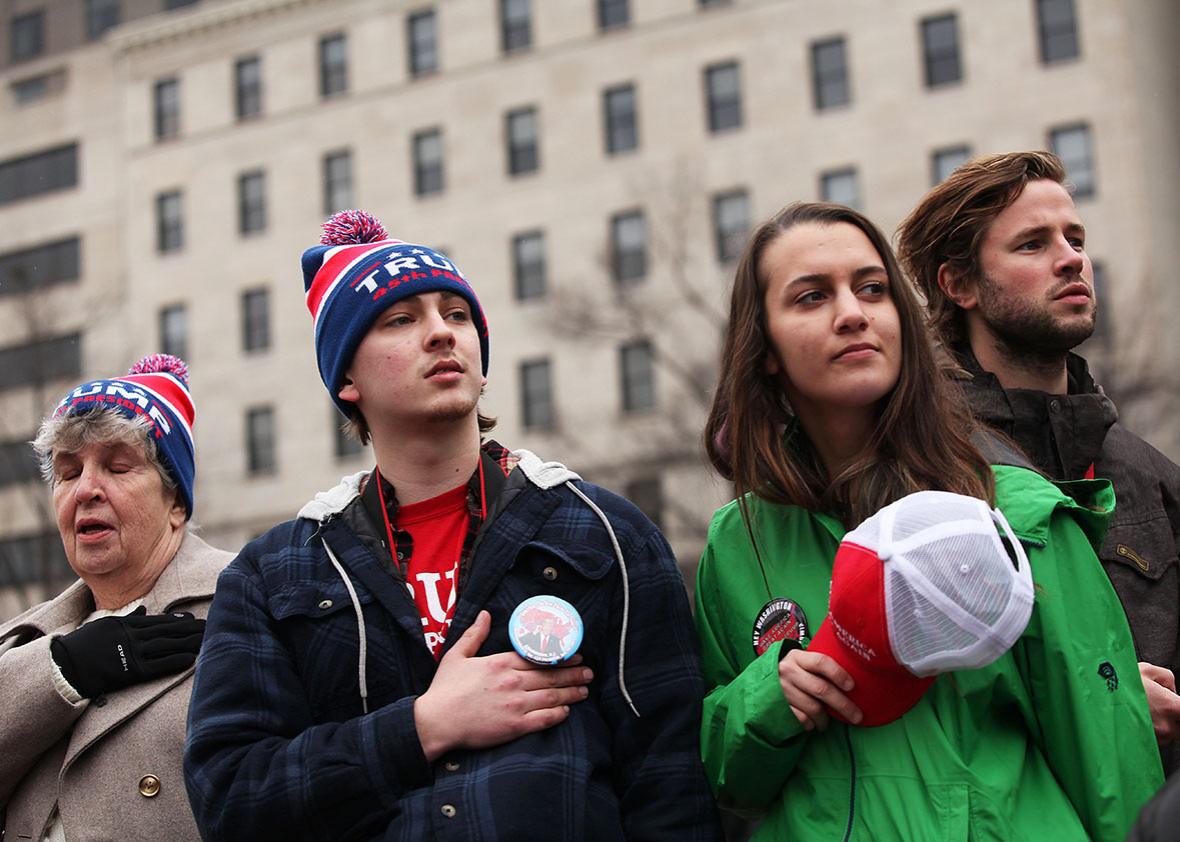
696 202 1161 841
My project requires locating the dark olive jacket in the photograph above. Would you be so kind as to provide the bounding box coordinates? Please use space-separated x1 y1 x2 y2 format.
953 346 1180 774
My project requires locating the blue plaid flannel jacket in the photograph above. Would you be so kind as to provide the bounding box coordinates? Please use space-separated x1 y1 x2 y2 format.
184 448 721 841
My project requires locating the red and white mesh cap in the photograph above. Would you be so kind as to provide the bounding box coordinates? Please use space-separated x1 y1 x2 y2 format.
808 490 1034 727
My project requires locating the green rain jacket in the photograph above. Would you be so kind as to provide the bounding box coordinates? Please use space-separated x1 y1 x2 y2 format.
696 466 1162 842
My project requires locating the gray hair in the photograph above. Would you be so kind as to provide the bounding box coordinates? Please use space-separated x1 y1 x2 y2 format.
32 410 177 499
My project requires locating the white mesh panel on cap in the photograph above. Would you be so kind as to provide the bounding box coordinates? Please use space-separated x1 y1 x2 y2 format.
869 490 1034 677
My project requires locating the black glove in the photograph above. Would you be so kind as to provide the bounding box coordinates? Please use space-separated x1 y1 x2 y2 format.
50 605 206 699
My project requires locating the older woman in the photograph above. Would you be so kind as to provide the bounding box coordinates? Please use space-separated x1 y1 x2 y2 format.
0 354 231 842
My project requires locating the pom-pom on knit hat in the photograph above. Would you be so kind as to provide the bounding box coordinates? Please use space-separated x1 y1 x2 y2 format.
53 353 197 519
301 209 490 416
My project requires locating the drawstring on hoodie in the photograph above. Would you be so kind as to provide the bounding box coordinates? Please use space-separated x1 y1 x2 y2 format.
564 482 639 718
322 538 370 715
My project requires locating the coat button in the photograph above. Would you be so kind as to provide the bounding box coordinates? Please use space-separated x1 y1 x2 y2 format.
444 760 460 772
1049 399 1061 412
318 599 333 610
440 804 457 818
542 566 558 582
138 775 161 797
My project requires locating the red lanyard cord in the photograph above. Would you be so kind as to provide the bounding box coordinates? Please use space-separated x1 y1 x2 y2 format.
373 457 487 567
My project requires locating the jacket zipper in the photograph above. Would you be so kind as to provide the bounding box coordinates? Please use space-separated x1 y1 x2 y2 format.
841 724 857 842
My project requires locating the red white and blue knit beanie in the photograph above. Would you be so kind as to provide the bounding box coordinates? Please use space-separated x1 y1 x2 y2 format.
53 354 197 519
301 209 490 416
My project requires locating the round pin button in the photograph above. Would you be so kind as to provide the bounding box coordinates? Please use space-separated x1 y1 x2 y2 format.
509 595 583 666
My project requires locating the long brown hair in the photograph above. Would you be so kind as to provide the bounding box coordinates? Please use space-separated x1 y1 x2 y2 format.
704 202 993 526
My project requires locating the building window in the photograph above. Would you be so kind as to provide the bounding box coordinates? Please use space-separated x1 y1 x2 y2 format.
234 55 262 119
85 0 120 39
237 170 267 235
0 237 80 297
520 359 554 430
0 531 70 586
512 230 546 301
333 405 364 459
0 333 81 392
164 0 199 9
704 61 742 133
820 167 860 209
603 83 638 155
620 340 655 413
699 0 731 6
153 78 180 141
10 11 44 62
1050 123 1095 198
407 10 438 77
500 0 531 53
0 144 77 206
412 128 444 196
319 32 348 97
159 304 187 359
625 476 663 530
598 0 629 30
810 37 850 110
0 437 41 489
921 14 961 88
712 189 749 264
610 210 647 284
505 106 539 176
322 149 353 214
155 191 184 253
245 406 277 475
931 145 971 185
241 287 270 353
11 74 47 104
1036 0 1080 64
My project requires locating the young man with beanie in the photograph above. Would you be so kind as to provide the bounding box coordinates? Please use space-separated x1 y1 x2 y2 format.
184 211 721 841
897 150 1180 774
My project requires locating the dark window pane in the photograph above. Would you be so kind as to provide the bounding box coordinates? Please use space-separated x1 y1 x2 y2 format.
241 288 270 352
85 0 121 39
610 210 646 284
820 168 860 209
506 106 539 175
413 128 444 195
0 438 40 488
705 61 742 133
238 170 267 235
1037 0 1080 63
1050 124 1095 198
598 0 629 30
500 0 531 53
603 84 638 154
159 304 187 359
156 190 183 253
712 190 749 263
10 11 44 62
408 10 438 76
0 237 81 297
624 476 663 530
235 55 262 119
322 149 353 214
921 14 961 87
0 144 78 206
154 78 180 140
520 359 553 429
811 37 849 110
620 340 655 413
512 230 546 301
319 33 348 97
164 0 199 9
0 332 81 392
0 531 70 587
930 145 970 185
246 406 276 475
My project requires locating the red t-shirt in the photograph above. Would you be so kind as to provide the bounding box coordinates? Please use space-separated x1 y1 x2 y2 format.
397 484 469 658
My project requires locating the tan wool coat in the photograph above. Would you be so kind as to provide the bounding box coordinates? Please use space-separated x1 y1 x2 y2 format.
0 532 231 841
